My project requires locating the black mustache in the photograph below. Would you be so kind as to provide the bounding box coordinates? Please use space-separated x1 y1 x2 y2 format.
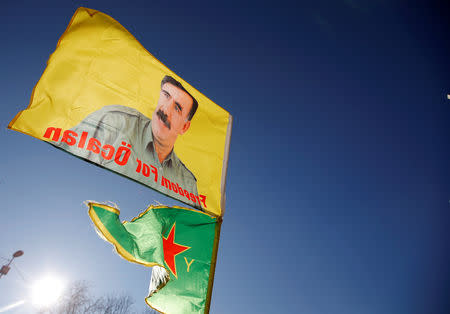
156 109 171 130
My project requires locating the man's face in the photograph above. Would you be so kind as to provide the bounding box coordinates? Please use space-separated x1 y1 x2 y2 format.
151 82 193 146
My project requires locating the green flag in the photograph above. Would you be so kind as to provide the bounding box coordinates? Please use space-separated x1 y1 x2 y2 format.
88 202 220 314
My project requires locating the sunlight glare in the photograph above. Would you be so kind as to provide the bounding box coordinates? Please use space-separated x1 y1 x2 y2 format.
31 275 64 308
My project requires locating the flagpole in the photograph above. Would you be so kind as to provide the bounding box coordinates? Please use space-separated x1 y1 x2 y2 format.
204 216 223 313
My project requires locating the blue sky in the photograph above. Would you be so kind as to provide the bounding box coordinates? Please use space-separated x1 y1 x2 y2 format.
1 1 449 313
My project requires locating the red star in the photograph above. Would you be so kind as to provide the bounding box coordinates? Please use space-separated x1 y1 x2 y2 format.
162 223 190 278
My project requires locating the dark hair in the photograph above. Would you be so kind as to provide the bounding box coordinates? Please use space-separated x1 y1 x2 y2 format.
161 75 198 121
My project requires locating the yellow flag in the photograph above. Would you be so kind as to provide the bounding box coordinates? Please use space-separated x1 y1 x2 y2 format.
9 7 232 217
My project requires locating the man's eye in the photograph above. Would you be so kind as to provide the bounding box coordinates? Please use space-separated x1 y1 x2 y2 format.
175 105 182 112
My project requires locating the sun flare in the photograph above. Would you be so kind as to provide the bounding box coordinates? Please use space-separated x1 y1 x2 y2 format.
31 275 65 308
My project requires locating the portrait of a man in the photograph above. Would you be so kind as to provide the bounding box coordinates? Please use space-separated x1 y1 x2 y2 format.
57 75 202 209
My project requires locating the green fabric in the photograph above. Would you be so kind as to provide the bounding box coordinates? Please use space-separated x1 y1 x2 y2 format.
88 203 217 314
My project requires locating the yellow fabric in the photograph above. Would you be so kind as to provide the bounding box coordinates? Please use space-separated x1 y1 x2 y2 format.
8 7 231 216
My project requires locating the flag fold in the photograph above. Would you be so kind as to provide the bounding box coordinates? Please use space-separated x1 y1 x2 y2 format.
88 202 219 314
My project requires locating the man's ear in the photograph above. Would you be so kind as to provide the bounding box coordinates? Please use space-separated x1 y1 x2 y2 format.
180 120 191 135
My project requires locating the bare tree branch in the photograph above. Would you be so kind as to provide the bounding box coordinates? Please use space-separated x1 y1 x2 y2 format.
37 281 137 314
